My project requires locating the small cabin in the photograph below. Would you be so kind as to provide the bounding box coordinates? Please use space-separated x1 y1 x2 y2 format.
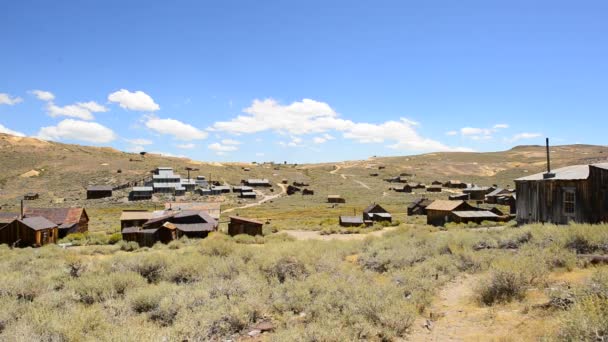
485 188 512 204
515 163 608 225
302 189 314 196
339 216 366 227
443 180 468 189
462 186 490 200
286 185 301 195
0 217 58 247
425 200 477 226
407 198 433 216
363 204 392 222
449 211 500 225
427 185 442 193
87 185 113 199
327 195 346 204
240 191 257 199
130 187 153 201
24 193 39 200
244 179 271 187
24 207 89 238
228 216 263 236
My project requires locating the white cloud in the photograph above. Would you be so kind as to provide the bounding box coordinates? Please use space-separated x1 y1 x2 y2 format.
149 151 188 158
37 119 116 143
176 143 196 149
47 101 108 120
456 124 509 141
0 123 25 137
108 89 160 112
208 142 238 152
126 145 146 153
125 138 153 145
212 98 470 153
313 133 336 144
30 90 55 101
445 130 458 136
507 132 542 142
0 93 23 105
493 123 509 129
145 117 207 141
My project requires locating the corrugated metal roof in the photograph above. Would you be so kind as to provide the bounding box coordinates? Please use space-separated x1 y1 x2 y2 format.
121 227 141 234
426 200 465 211
370 213 392 218
516 163 608 181
87 185 113 191
24 207 86 226
21 216 57 230
173 223 216 232
340 216 364 224
132 187 153 192
452 210 498 218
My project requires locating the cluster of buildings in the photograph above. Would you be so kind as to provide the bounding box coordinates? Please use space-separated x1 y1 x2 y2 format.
339 204 392 227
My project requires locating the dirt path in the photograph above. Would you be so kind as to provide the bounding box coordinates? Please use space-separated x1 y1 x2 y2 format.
408 273 559 341
329 165 342 175
282 227 397 241
354 180 371 189
223 183 287 213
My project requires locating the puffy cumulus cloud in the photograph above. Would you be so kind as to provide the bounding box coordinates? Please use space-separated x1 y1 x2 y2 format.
37 119 116 143
344 118 473 152
176 143 196 149
145 117 207 141
212 98 470 152
208 142 238 152
108 89 160 112
47 101 108 120
211 98 352 135
30 90 55 101
507 132 542 142
0 123 25 137
0 93 23 105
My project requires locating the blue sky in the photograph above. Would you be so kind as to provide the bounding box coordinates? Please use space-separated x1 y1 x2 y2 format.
1 0 607 163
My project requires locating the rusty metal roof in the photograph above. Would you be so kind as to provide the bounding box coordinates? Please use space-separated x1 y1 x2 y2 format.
24 207 87 226
426 200 465 211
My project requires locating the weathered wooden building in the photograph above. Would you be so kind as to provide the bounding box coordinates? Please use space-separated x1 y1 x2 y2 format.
485 188 512 204
24 193 39 200
228 216 263 236
87 185 113 199
515 163 608 225
327 195 346 204
129 186 153 201
462 186 491 201
339 216 365 227
443 180 468 189
24 207 89 238
0 213 19 229
363 204 392 222
427 185 442 193
425 200 477 226
244 179 272 187
449 210 499 225
407 198 433 216
0 217 58 247
302 189 314 196
286 185 301 195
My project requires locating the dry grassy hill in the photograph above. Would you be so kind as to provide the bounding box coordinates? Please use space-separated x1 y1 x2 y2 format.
1 132 607 232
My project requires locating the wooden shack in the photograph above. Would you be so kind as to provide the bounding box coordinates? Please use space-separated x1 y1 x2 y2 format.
407 198 433 216
130 186 153 201
120 210 154 229
240 191 257 199
0 217 58 247
425 200 477 226
427 185 442 193
363 204 392 222
462 186 491 200
24 207 88 238
449 211 499 225
485 188 512 204
86 185 113 199
0 213 19 229
244 179 271 187
287 185 301 195
443 180 468 189
302 189 314 195
228 216 263 236
515 163 608 225
327 195 346 204
24 193 39 200
395 184 413 193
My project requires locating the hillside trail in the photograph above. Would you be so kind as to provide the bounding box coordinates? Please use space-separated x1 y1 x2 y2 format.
223 183 287 214
407 272 558 341
330 164 371 189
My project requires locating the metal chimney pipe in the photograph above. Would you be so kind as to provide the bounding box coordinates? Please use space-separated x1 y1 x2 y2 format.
546 137 551 173
20 199 24 219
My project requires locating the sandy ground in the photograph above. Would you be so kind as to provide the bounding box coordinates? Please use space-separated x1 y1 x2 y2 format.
282 227 397 241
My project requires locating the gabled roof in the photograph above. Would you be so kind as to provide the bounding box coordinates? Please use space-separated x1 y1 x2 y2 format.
363 203 388 214
486 188 510 197
173 223 216 232
24 207 87 226
20 216 57 230
120 211 155 221
516 163 608 181
426 200 467 211
229 216 263 225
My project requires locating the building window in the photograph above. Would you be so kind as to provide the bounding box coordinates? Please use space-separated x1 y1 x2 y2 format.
563 190 575 215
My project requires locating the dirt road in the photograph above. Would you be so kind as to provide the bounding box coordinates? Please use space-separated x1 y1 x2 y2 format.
223 183 287 213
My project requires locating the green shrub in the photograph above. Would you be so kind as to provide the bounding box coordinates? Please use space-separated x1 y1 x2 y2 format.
108 233 122 245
